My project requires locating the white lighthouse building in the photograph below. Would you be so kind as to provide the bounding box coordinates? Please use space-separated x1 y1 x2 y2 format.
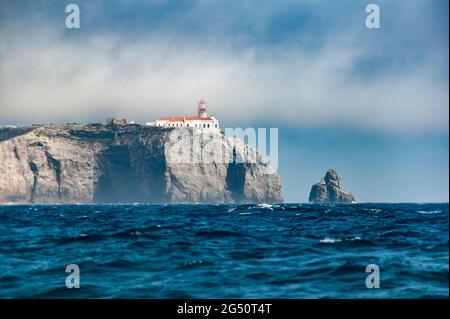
147 99 220 129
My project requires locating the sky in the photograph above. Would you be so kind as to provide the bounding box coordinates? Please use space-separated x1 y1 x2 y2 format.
0 0 448 202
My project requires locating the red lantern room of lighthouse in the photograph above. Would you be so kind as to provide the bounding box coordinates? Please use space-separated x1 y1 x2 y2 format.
198 99 208 118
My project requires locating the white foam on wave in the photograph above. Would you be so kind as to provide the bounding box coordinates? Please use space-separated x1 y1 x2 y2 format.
257 203 274 210
320 236 362 243
416 210 442 215
320 237 342 243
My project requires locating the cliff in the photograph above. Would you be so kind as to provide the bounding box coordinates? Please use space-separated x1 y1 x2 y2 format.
308 169 355 203
0 124 282 204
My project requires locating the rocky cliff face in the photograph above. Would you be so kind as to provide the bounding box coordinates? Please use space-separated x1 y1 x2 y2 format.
309 169 355 203
0 124 282 204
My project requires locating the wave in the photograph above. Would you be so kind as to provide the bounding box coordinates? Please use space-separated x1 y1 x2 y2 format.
320 237 342 243
257 203 274 210
416 210 443 215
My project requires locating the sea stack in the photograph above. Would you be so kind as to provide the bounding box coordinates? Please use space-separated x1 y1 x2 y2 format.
309 169 355 203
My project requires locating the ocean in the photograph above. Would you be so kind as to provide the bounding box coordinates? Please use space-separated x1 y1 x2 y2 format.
0 203 448 298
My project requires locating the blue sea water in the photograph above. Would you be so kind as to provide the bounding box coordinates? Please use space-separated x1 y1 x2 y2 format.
0 203 448 298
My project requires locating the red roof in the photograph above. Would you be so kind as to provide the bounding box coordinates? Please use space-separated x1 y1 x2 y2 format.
158 116 213 122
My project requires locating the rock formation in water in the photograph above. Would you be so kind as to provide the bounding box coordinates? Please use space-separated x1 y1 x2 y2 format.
0 124 282 204
308 169 355 203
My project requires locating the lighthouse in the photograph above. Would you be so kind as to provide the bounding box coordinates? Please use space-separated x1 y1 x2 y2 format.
147 98 219 129
198 98 207 118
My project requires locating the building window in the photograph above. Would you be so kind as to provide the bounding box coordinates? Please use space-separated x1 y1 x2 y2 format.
215 124 217 128
207 124 210 128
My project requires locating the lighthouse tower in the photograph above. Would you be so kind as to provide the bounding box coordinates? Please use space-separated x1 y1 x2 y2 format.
198 98 207 118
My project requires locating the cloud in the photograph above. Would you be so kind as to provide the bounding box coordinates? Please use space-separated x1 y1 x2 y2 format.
0 0 448 134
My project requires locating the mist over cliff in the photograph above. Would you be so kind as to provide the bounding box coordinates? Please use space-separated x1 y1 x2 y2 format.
0 124 282 204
